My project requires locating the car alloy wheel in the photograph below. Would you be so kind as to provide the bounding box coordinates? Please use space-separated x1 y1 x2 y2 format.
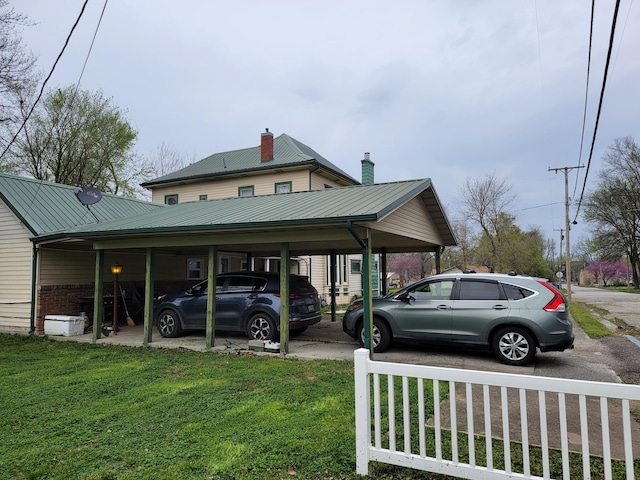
247 313 277 341
158 310 182 338
493 327 536 366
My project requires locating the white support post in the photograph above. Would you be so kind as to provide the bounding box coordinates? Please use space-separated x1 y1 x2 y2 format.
354 348 371 475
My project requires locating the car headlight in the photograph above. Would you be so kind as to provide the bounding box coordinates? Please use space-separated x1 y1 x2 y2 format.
346 299 364 313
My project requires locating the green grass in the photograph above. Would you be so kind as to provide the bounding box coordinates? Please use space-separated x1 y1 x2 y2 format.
1 334 637 479
569 302 614 338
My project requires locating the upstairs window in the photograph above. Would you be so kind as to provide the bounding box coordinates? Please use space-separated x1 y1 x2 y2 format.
164 194 178 205
199 194 208 201
275 181 292 194
239 186 254 197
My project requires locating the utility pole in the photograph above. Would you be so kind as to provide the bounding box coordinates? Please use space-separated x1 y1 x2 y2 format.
553 228 564 275
548 166 584 301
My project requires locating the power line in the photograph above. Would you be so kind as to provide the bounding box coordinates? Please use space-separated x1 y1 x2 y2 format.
573 0 622 223
0 0 90 161
572 0 596 199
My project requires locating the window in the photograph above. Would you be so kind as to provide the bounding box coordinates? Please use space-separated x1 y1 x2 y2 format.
459 280 504 300
503 283 535 300
410 280 454 300
275 181 292 194
225 276 265 292
187 258 204 280
164 194 178 205
199 194 207 201
350 259 362 274
326 255 349 285
238 186 254 197
220 258 229 273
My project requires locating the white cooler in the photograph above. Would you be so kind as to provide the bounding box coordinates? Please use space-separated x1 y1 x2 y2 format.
44 315 85 336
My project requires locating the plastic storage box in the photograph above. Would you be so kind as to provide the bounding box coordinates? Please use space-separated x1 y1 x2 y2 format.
44 315 85 336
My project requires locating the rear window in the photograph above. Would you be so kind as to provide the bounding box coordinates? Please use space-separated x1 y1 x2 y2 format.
290 276 316 294
458 279 504 300
502 283 536 300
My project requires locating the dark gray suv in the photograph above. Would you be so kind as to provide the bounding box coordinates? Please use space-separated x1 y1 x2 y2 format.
155 272 321 340
342 272 574 365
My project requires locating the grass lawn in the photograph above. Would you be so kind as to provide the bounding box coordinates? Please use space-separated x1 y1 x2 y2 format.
0 334 447 480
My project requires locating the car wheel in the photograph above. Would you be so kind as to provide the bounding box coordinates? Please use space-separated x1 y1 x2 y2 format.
246 313 277 341
157 310 182 338
492 326 536 366
358 318 391 353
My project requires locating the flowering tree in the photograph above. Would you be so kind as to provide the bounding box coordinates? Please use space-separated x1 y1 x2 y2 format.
388 255 422 287
584 261 629 286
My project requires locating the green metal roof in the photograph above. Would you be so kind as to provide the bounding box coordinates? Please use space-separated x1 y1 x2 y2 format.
0 173 165 236
141 133 359 187
37 179 455 247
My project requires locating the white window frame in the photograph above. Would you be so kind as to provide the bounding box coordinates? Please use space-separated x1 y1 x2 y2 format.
187 258 204 280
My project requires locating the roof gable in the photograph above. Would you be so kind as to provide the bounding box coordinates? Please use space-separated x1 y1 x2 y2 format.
0 174 165 236
142 133 358 188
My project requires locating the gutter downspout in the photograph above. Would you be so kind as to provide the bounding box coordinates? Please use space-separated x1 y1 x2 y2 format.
347 221 373 357
29 244 38 334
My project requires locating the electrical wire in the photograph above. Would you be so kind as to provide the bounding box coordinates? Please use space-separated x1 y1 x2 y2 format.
0 0 90 160
572 0 596 199
573 0 621 223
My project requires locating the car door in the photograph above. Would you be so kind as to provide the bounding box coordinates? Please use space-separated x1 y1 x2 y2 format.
388 279 454 342
450 278 510 345
179 281 211 327
215 275 264 331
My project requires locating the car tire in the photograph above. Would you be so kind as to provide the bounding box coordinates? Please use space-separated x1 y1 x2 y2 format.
358 318 391 353
492 326 536 366
246 313 278 341
157 310 182 338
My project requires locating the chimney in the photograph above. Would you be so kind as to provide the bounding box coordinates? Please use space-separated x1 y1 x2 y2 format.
361 152 374 185
261 128 274 162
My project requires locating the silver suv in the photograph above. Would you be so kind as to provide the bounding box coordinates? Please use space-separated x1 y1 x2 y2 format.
342 272 574 365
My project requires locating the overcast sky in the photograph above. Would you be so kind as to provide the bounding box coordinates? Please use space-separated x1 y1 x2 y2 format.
15 0 640 246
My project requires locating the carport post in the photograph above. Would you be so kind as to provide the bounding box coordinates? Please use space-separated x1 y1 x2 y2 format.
280 243 290 354
347 222 373 357
143 248 154 346
206 246 217 349
92 250 105 342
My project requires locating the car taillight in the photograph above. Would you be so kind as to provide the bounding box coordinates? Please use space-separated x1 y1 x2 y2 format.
273 294 303 300
538 280 566 312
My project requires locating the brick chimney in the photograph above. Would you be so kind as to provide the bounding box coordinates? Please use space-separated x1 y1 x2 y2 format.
261 128 274 162
361 152 374 185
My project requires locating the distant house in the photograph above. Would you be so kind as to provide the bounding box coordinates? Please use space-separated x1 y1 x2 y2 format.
142 129 381 303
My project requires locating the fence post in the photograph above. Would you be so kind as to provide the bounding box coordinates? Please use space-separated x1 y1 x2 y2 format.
354 348 371 475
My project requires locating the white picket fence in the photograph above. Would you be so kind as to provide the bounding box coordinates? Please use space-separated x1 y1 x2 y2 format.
353 348 640 479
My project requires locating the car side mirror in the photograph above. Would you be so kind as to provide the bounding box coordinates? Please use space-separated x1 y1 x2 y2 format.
397 291 413 303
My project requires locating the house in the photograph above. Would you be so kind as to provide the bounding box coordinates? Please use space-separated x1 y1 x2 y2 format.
0 173 164 333
142 129 395 302
0 131 456 347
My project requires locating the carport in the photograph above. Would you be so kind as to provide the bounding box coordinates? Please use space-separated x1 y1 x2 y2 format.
34 179 455 355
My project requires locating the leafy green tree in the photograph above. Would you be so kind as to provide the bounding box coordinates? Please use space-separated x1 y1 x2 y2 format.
11 85 148 196
584 136 640 287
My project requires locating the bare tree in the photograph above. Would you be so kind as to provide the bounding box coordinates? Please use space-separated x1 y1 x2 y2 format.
148 142 194 178
0 0 38 169
461 173 516 272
